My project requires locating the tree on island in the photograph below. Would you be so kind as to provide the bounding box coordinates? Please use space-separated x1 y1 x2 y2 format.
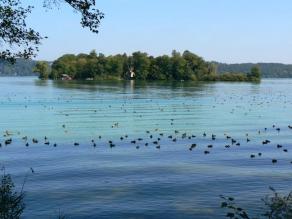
248 65 261 81
33 61 50 80
0 0 104 63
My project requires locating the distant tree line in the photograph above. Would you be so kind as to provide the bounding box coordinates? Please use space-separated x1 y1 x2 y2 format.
216 62 292 78
33 50 261 82
0 59 37 76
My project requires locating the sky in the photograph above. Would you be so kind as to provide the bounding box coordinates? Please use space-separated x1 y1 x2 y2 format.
26 0 292 63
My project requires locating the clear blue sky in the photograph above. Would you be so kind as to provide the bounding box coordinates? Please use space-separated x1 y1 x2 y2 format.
26 0 292 63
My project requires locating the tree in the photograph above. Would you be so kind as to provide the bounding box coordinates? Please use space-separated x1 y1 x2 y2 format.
33 61 50 79
131 52 151 80
248 65 261 81
220 187 292 219
0 0 104 63
0 171 25 219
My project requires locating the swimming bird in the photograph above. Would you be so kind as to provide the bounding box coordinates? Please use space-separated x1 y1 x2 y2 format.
212 134 216 140
5 139 12 145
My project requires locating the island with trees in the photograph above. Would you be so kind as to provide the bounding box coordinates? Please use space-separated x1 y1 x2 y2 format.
33 50 261 82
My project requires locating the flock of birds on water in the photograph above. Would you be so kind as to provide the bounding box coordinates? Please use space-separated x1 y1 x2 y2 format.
1 82 292 167
1 123 292 166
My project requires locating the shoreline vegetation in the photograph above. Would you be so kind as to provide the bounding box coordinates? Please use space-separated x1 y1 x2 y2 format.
33 50 261 82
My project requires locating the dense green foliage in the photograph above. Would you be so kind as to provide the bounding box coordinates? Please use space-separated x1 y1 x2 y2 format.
216 62 292 78
33 61 50 79
50 50 260 82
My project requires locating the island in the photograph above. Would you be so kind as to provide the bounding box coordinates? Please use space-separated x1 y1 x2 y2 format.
34 50 261 82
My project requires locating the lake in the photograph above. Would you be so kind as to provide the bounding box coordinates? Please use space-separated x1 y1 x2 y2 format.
0 77 291 218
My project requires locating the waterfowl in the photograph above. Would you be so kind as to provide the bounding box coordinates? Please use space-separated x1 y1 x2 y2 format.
211 134 216 140
204 150 210 154
5 138 12 145
189 144 197 151
74 142 79 146
262 140 271 145
250 154 255 158
272 159 277 164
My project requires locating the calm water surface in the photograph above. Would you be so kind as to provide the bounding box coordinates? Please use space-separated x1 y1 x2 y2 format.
0 77 291 218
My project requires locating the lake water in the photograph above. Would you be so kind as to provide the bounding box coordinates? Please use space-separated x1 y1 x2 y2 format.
0 77 291 218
